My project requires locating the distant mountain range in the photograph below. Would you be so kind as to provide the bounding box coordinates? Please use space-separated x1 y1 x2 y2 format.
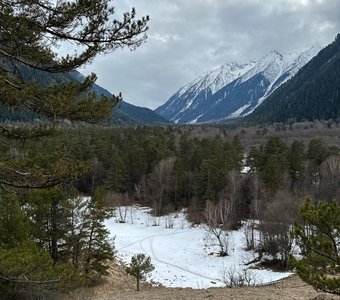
3 34 339 126
247 34 340 123
155 45 322 124
0 62 171 125
72 72 171 125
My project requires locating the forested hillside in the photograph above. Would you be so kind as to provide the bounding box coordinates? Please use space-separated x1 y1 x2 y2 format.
1 122 339 297
4 125 337 271
12 125 336 221
248 34 340 123
0 65 170 125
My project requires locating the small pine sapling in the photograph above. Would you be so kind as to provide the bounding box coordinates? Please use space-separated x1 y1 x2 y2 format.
126 253 154 291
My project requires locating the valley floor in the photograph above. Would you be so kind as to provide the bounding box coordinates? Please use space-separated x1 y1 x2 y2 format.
67 206 338 300
105 206 292 289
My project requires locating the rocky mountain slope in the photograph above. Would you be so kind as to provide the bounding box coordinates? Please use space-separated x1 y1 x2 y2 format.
156 46 321 124
248 34 340 123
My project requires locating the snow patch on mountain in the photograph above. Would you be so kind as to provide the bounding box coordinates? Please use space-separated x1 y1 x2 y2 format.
228 103 252 119
156 45 322 124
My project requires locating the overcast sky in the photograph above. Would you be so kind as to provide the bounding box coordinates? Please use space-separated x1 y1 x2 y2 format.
79 0 340 110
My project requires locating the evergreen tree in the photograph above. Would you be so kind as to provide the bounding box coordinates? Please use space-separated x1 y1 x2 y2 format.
104 152 127 193
248 137 289 194
0 0 149 188
66 195 88 269
288 140 305 189
0 241 82 299
82 188 114 276
27 188 70 263
126 253 154 291
291 199 340 295
0 193 28 248
0 0 149 294
307 139 330 166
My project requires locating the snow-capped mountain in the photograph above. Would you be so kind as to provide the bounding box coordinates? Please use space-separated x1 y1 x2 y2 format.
155 45 321 124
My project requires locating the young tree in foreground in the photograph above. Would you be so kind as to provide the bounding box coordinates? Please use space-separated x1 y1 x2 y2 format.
126 253 154 291
291 199 340 295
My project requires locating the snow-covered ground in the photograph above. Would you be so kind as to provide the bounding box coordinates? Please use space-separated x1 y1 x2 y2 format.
105 206 292 289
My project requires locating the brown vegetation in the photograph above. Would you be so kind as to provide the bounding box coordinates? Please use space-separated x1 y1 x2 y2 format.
65 263 340 300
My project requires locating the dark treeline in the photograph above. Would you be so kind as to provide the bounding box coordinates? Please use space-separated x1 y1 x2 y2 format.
15 125 338 221
47 125 339 270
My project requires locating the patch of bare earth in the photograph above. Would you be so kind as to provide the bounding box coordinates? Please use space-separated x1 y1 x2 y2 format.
67 263 340 300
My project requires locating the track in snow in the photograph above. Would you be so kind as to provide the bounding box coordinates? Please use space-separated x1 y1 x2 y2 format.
118 230 221 283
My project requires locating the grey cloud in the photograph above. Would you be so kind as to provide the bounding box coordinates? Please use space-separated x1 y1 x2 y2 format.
80 0 340 109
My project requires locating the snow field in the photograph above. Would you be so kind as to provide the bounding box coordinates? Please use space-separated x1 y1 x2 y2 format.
105 206 292 289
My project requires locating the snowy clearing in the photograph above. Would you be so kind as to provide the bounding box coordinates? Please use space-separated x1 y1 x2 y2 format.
105 206 292 289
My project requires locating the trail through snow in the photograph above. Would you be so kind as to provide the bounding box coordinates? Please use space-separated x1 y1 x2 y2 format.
105 206 292 288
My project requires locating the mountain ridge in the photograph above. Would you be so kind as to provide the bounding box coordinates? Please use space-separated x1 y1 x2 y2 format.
0 62 170 125
71 71 172 125
247 34 340 123
155 45 321 124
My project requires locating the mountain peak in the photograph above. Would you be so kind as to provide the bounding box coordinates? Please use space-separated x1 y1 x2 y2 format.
259 50 284 64
248 34 340 123
155 45 320 124
269 49 282 56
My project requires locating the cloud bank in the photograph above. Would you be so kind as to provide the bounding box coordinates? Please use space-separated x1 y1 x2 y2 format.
80 0 340 109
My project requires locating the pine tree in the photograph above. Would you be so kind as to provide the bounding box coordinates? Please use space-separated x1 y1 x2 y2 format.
0 0 149 189
253 137 289 194
288 140 305 189
27 188 70 263
0 193 28 248
291 199 340 295
104 151 127 193
82 188 114 276
66 195 88 269
0 0 149 293
0 241 82 299
126 253 154 291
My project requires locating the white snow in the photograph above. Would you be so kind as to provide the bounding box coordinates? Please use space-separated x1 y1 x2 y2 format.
166 62 256 122
105 206 292 289
227 103 252 119
188 114 204 124
239 45 322 117
179 62 256 98
158 44 322 123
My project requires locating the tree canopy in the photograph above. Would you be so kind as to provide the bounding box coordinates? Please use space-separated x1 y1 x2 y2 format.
291 199 340 295
0 0 149 126
0 1 149 297
0 0 149 189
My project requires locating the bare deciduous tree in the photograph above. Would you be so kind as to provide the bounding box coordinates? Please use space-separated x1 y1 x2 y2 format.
106 192 130 223
319 155 340 201
204 200 229 256
258 191 298 269
220 265 258 288
148 157 175 216
218 170 241 228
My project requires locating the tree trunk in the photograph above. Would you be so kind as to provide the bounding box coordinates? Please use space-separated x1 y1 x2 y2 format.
137 274 140 291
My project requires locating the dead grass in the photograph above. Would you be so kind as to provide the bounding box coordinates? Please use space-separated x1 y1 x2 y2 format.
64 262 340 300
